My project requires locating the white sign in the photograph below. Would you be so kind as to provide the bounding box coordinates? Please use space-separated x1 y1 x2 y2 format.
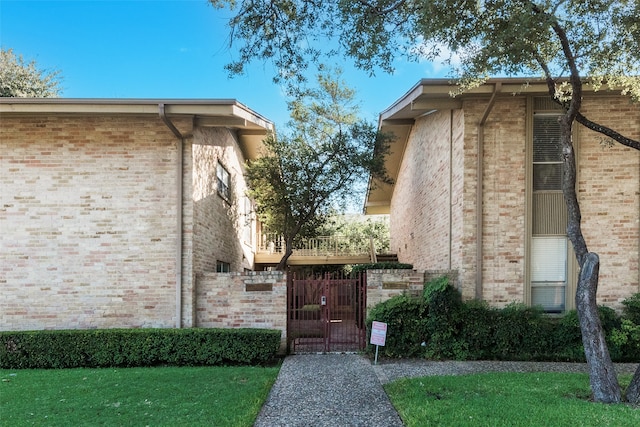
370 321 387 346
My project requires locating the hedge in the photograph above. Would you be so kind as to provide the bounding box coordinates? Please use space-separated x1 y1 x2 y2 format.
366 276 640 363
0 328 281 369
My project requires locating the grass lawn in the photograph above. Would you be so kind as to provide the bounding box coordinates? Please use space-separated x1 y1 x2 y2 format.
385 372 639 426
1 365 279 426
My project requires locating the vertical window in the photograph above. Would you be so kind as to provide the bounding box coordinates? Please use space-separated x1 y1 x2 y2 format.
217 162 230 200
533 115 563 191
216 261 231 273
530 111 568 313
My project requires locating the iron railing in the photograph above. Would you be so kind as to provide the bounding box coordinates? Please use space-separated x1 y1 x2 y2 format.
258 233 374 258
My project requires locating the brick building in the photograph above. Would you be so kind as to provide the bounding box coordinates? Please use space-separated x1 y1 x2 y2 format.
365 78 640 312
0 98 272 330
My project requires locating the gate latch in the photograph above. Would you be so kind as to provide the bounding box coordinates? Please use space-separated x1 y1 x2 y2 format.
321 296 327 306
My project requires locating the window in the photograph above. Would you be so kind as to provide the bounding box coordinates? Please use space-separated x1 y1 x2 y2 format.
527 103 574 313
532 115 563 191
531 236 567 312
216 261 231 273
217 162 230 200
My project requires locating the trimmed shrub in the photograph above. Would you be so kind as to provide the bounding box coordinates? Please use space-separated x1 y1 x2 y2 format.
622 293 640 325
0 328 281 369
492 303 554 361
553 306 625 362
458 299 498 360
610 319 640 363
366 294 427 357
552 310 585 361
352 262 413 274
366 278 640 362
422 276 466 359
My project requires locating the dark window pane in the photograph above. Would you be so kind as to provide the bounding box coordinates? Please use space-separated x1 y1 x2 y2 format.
533 163 562 191
533 115 563 162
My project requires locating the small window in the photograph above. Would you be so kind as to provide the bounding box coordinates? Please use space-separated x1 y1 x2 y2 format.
533 114 563 191
216 261 231 273
217 162 230 200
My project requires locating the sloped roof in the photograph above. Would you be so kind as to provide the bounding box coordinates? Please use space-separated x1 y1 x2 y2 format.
364 77 618 214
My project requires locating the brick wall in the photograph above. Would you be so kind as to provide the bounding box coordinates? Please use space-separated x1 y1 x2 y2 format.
475 97 527 306
366 269 426 308
390 110 453 270
389 94 639 310
196 271 287 352
192 127 254 275
577 97 640 307
196 269 436 354
1 115 181 330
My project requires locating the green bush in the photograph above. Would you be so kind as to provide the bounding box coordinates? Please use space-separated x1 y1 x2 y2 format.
422 276 466 359
458 300 498 360
352 262 413 274
0 328 281 369
492 303 554 361
622 293 640 325
552 306 625 361
552 310 585 361
365 279 640 363
610 319 640 362
366 294 427 357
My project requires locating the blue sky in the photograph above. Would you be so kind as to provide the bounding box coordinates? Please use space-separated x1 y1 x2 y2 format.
0 0 449 128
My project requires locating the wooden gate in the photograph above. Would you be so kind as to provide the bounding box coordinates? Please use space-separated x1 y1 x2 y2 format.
287 271 367 353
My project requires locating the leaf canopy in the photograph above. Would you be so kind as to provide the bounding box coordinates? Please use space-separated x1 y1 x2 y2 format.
211 0 639 97
245 70 391 266
0 48 62 97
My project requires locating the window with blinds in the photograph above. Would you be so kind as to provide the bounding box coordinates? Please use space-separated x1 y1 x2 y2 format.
530 111 567 312
533 114 563 191
531 237 566 312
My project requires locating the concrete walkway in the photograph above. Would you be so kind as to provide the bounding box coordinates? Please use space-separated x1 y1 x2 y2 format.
253 353 404 427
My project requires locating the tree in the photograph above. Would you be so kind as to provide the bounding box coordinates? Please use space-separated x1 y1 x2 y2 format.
0 48 62 97
318 214 391 254
211 0 640 403
246 70 391 270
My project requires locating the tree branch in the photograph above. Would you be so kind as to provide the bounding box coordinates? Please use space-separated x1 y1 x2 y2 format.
576 113 640 151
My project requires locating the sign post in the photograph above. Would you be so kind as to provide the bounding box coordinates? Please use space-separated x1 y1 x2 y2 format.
370 321 387 365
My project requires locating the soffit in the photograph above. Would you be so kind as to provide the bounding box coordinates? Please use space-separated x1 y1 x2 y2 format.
365 78 561 215
0 98 273 160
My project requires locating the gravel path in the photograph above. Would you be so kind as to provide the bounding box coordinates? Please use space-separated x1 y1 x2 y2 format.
254 353 404 427
254 354 638 427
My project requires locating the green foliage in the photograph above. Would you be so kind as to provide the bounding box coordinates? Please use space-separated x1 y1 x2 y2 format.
552 309 586 361
0 328 281 369
245 70 392 268
622 293 640 325
422 276 466 359
318 214 391 254
610 319 640 363
1 48 62 97
458 299 498 360
212 1 640 101
366 294 427 358
366 280 640 363
351 262 413 274
492 303 553 361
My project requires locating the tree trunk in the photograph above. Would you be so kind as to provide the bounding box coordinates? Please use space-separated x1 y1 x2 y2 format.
575 253 621 403
557 109 623 404
626 364 640 404
276 238 294 271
